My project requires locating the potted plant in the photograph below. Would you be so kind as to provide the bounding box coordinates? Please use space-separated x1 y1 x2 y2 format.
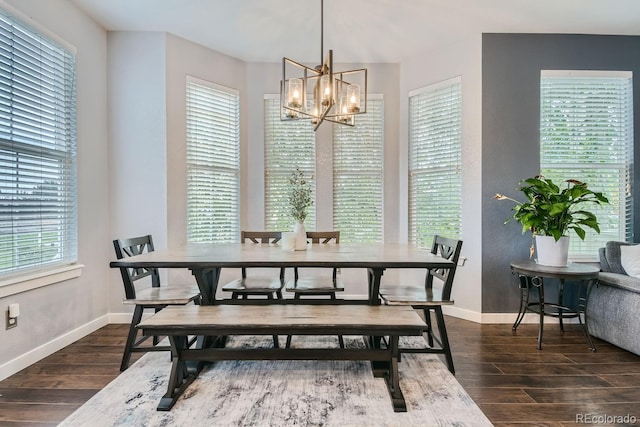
289 167 313 250
495 176 609 266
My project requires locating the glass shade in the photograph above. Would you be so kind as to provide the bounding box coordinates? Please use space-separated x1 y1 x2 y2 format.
347 84 360 113
288 78 303 108
339 94 350 123
309 99 319 124
320 75 332 106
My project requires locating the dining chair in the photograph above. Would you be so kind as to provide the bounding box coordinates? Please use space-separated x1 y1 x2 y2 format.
220 231 285 347
221 231 285 299
113 234 201 371
285 231 345 348
378 235 463 374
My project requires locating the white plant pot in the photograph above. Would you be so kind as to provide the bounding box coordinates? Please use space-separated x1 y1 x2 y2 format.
535 235 569 267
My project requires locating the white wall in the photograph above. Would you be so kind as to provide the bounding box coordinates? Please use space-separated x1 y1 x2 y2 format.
164 33 249 291
0 0 109 379
107 32 169 314
400 35 483 319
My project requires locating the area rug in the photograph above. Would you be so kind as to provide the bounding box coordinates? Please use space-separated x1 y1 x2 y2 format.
59 336 492 427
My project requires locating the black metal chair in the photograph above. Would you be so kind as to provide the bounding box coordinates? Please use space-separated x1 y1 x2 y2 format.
285 231 345 348
113 234 201 371
378 235 463 374
220 231 285 347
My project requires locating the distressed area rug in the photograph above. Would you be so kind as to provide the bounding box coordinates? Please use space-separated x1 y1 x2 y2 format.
60 336 492 427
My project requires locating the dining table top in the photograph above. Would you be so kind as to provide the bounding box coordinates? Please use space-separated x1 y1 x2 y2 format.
109 242 454 270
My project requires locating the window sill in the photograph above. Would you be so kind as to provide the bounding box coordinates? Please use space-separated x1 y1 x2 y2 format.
0 264 84 298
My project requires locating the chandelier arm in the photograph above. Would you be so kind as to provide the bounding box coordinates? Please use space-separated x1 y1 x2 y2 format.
320 0 324 66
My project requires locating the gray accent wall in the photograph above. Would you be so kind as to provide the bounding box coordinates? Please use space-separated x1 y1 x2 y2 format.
482 33 640 313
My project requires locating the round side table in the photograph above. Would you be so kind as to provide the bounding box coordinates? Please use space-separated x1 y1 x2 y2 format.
510 260 600 351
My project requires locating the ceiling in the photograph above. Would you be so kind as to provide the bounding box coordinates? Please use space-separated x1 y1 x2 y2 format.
70 0 640 64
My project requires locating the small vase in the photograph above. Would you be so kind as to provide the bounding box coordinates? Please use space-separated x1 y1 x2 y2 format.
293 220 307 251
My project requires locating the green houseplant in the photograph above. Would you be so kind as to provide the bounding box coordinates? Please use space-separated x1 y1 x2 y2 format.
288 167 313 250
288 166 312 222
495 176 608 266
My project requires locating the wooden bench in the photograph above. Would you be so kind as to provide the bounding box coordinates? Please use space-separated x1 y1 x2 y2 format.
138 304 426 412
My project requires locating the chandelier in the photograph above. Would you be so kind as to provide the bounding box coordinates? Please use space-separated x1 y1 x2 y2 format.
280 0 367 131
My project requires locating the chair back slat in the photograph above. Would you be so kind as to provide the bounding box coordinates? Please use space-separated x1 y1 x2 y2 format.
306 231 339 244
241 231 282 244
240 231 284 280
425 235 463 300
113 234 161 299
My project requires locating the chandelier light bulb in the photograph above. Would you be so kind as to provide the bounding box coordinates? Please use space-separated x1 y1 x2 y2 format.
288 78 303 108
347 84 360 113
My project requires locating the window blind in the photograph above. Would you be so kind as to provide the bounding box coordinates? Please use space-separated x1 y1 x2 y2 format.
540 71 633 259
0 8 77 277
186 77 240 243
264 97 316 231
333 95 384 243
409 77 462 247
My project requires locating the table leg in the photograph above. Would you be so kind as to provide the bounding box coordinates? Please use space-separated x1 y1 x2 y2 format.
558 279 565 332
367 267 385 305
512 273 530 331
579 279 597 352
191 267 221 305
533 276 545 350
190 267 223 349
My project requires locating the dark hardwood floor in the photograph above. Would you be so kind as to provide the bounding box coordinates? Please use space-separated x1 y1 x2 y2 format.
1 317 639 426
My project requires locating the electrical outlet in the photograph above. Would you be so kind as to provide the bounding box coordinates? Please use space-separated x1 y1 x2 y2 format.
6 309 17 329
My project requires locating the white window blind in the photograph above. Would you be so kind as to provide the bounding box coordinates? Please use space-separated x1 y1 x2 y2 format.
0 8 77 278
264 97 315 231
409 77 462 247
333 95 384 243
186 77 240 243
540 71 633 259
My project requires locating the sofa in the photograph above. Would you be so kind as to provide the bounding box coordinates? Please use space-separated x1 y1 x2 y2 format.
587 241 640 356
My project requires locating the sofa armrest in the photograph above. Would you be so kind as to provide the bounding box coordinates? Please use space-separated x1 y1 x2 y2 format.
599 248 611 272
604 241 635 275
598 272 640 294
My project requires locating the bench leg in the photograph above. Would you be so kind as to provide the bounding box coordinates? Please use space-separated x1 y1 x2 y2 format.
383 335 407 412
157 336 199 411
120 305 144 372
369 335 389 377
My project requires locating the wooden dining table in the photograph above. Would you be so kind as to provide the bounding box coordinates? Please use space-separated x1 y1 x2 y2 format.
109 242 455 305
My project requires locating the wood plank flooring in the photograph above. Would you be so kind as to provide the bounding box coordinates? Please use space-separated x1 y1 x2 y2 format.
1 317 639 426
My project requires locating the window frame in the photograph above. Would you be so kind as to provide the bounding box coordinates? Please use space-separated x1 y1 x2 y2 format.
332 94 384 243
0 5 80 289
539 70 634 260
185 76 240 243
408 76 463 247
263 95 316 232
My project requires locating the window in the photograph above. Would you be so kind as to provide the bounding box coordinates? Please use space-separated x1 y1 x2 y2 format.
540 70 633 258
186 77 240 243
0 8 77 278
408 77 462 247
264 97 315 231
333 95 384 242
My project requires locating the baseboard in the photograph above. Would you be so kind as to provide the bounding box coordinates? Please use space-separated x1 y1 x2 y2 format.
479 311 579 324
0 315 109 381
108 312 135 324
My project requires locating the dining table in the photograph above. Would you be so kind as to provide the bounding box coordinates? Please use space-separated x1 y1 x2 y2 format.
109 242 455 305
